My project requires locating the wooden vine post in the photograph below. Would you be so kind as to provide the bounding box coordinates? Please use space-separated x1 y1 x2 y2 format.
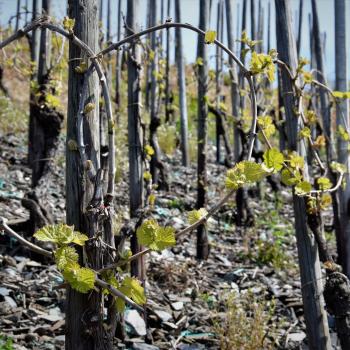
65 0 114 348
334 0 350 277
196 0 210 260
127 0 144 279
174 0 189 167
275 1 331 349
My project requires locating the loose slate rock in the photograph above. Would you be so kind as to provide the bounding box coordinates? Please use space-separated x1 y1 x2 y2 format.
125 310 147 336
153 309 173 323
132 343 160 350
171 301 184 311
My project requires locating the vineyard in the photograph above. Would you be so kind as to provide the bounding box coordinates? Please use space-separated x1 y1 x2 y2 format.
0 0 349 349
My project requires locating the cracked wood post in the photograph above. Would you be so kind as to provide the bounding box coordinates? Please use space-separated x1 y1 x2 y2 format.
296 0 303 57
225 0 239 164
335 0 350 278
31 0 63 188
115 0 122 111
66 1 113 349
164 0 171 122
28 0 40 166
196 0 209 260
215 0 222 163
175 0 189 167
275 1 331 349
127 0 144 279
311 0 343 276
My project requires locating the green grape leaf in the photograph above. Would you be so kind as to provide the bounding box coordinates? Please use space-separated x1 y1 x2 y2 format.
281 168 302 186
295 181 312 196
204 30 216 44
257 116 276 139
330 161 346 173
72 233 89 246
136 219 158 247
143 171 152 181
302 71 313 84
63 16 75 32
249 52 275 82
123 277 146 305
306 110 317 125
144 145 155 157
320 193 332 209
317 177 332 191
34 224 88 247
338 125 350 141
116 277 146 313
263 148 284 172
196 57 203 66
34 224 75 244
70 267 95 293
188 208 208 225
226 161 267 190
154 227 176 250
136 219 176 251
45 94 60 109
313 135 326 148
55 246 79 271
332 91 350 99
74 61 88 74
289 153 304 169
241 161 268 182
84 102 95 114
299 127 311 138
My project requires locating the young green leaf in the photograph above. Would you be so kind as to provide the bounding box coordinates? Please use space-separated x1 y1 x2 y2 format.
137 219 158 247
45 94 61 109
34 224 88 247
188 208 208 225
299 127 311 139
295 181 312 196
257 116 276 139
226 161 268 190
55 246 79 271
155 227 176 250
338 125 350 141
204 30 216 44
281 168 302 187
143 171 152 181
116 277 146 312
63 262 96 294
70 267 95 294
263 148 284 172
72 233 89 246
330 161 346 174
84 102 95 114
136 219 176 251
288 153 304 170
332 91 350 99
74 61 88 74
144 145 155 157
63 16 75 32
317 177 332 191
34 224 75 244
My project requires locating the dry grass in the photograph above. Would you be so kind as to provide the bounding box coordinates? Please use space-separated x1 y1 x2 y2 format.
213 291 277 350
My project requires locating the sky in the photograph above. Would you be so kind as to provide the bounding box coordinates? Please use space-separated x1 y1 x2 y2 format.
0 0 349 85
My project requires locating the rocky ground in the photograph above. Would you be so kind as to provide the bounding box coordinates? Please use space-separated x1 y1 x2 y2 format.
0 131 339 349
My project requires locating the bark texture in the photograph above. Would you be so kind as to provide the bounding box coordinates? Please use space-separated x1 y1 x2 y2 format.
275 1 331 349
196 0 209 260
66 1 114 349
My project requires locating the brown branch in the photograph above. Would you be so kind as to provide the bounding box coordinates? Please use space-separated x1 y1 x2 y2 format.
98 189 236 273
0 217 52 258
